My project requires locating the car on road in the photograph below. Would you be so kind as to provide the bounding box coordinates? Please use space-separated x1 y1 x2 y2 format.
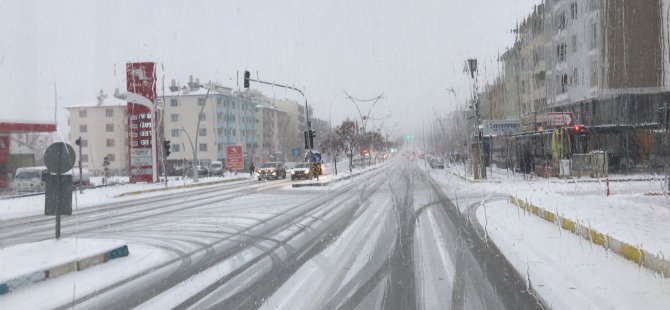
290 162 312 180
257 162 286 180
66 168 92 187
210 161 224 176
430 157 445 169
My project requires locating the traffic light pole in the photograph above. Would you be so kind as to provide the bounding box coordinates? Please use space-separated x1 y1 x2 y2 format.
75 136 83 194
244 73 313 149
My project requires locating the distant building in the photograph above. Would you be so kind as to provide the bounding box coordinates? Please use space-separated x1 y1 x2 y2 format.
161 77 302 172
66 90 128 175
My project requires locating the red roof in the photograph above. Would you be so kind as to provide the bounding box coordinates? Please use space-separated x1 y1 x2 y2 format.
0 122 57 133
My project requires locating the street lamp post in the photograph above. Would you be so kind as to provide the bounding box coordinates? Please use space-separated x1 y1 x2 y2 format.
191 86 214 183
467 58 486 180
344 91 384 167
180 126 196 179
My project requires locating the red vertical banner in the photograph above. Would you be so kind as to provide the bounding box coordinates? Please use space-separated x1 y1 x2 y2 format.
226 145 243 170
126 62 157 183
0 135 9 188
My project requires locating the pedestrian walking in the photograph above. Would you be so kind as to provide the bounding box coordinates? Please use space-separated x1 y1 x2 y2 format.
249 162 255 177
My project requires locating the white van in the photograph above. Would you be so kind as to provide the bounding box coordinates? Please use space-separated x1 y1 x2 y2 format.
14 166 48 194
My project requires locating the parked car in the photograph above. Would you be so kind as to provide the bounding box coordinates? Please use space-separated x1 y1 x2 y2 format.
430 157 445 169
185 165 210 177
257 162 286 180
13 166 48 193
211 161 224 176
66 168 92 186
290 162 312 180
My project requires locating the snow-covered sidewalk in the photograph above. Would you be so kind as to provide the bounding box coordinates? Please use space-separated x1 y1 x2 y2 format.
0 238 128 296
436 163 670 275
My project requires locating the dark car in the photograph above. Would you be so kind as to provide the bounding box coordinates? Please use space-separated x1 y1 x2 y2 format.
430 157 445 169
257 162 287 180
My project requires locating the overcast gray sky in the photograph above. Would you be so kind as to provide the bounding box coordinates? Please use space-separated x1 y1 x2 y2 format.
1 0 540 137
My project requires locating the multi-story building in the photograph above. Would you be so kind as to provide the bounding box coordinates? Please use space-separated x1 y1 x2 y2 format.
161 77 305 171
496 0 670 172
66 90 129 175
543 0 669 168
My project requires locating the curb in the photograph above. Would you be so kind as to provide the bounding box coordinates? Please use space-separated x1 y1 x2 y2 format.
114 178 246 198
291 166 381 188
507 196 670 278
448 170 482 184
0 245 129 296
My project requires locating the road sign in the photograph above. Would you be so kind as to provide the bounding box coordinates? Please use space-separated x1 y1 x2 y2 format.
44 142 76 174
226 145 243 170
292 148 301 157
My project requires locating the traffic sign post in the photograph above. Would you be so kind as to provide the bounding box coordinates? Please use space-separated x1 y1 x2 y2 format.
43 142 76 239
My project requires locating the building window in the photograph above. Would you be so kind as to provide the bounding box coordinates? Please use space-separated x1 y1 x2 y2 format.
106 124 114 132
107 154 116 162
171 129 180 137
170 99 178 107
80 124 88 133
172 144 180 152
217 98 223 107
570 2 578 19
106 139 115 147
105 109 114 117
199 143 207 152
558 74 569 93
79 110 87 118
571 35 577 53
556 12 566 30
81 154 88 163
171 114 179 122
590 58 599 87
232 102 236 109
572 68 579 86
199 128 207 136
557 43 567 63
199 113 206 121
80 139 88 147
198 98 206 106
232 129 236 137
589 22 597 49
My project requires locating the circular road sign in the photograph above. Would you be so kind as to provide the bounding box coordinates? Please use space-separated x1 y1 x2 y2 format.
43 142 76 174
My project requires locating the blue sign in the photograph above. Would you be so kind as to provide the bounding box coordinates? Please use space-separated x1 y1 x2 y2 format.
313 152 322 163
292 148 301 157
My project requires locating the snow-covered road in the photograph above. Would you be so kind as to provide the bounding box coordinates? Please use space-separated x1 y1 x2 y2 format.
1 158 546 309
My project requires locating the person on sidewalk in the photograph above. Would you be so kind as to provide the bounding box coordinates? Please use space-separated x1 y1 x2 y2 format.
249 162 255 178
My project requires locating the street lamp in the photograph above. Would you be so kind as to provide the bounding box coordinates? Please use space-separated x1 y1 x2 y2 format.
180 126 196 179
466 58 486 179
191 87 212 182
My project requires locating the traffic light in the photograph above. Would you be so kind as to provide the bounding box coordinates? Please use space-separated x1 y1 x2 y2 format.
309 130 316 149
163 139 171 157
243 71 250 88
304 131 309 149
75 137 81 146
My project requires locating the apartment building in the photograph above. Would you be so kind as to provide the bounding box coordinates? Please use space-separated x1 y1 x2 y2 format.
66 90 129 175
496 0 670 170
162 78 302 171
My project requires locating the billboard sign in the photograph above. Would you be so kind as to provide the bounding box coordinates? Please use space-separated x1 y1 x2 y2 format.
126 62 157 183
226 145 243 170
481 120 520 136
545 112 575 128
